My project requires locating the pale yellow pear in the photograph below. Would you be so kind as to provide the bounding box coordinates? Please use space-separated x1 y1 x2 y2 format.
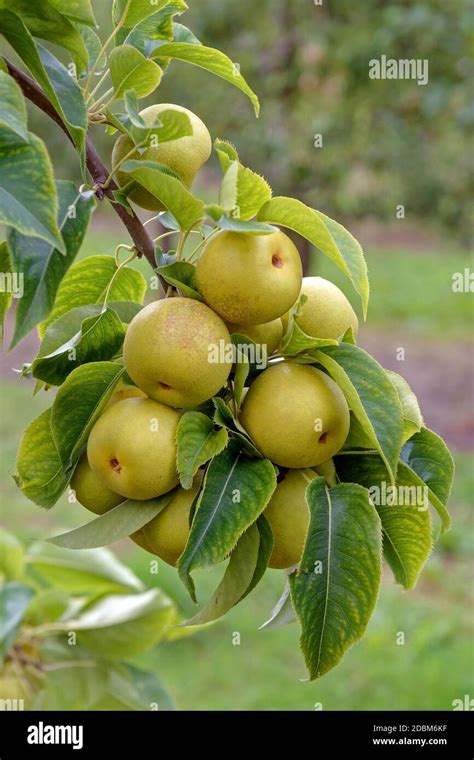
131 474 202 566
240 362 350 467
296 276 358 339
195 230 303 325
264 469 317 568
112 103 212 211
87 398 180 500
104 378 147 409
123 297 232 408
70 453 124 515
226 318 283 355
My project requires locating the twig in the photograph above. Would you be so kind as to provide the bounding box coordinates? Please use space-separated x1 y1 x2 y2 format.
4 59 158 273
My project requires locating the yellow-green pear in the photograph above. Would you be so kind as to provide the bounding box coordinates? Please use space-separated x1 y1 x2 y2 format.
70 453 124 515
296 276 359 339
104 378 147 409
112 103 212 211
226 318 283 355
264 469 317 568
87 398 180 500
195 230 303 325
132 474 202 566
240 362 350 467
123 297 232 408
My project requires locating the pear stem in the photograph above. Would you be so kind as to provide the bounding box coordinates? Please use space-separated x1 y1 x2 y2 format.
314 459 338 487
103 248 138 307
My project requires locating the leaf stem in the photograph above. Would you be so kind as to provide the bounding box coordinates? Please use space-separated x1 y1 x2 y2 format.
103 248 138 307
101 139 147 190
83 0 133 99
88 69 110 101
186 227 218 261
88 88 115 115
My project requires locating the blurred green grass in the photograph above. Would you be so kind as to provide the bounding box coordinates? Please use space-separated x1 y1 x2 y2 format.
1 227 472 710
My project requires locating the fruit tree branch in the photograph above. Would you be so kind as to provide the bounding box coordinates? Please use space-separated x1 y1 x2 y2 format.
4 59 157 269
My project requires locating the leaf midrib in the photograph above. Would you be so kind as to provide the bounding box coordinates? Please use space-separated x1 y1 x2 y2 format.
315 484 332 675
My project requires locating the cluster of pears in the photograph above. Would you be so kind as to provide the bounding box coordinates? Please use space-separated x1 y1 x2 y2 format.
71 104 358 571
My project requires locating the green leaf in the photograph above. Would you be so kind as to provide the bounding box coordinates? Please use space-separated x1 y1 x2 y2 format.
232 344 250 407
215 216 277 234
400 427 454 532
80 26 106 77
48 0 96 26
240 514 273 601
178 439 277 600
315 343 403 484
37 44 87 153
121 3 184 54
57 589 175 660
48 490 176 549
26 543 143 593
114 0 172 28
0 241 12 342
218 159 272 221
214 138 239 169
177 412 228 489
281 320 337 356
0 131 63 252
260 581 296 630
32 308 126 386
156 261 202 299
50 361 125 468
335 453 432 589
182 524 260 627
109 45 163 99
0 528 24 582
129 103 193 145
35 302 141 379
172 22 200 45
290 477 382 680
15 408 69 508
212 397 261 457
8 182 95 348
151 42 260 116
258 197 369 317
122 159 205 229
0 4 89 72
0 12 87 148
386 370 423 444
39 255 146 337
0 582 35 660
0 70 28 144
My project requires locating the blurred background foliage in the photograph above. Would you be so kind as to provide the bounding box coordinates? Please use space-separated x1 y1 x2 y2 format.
1 0 473 711
23 0 474 244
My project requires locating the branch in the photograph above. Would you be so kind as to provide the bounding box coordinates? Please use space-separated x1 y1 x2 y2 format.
4 60 157 269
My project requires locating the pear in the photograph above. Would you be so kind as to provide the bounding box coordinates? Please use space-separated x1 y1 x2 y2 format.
112 103 211 211
104 378 147 409
123 297 232 408
240 362 350 467
226 318 283 355
195 230 302 325
296 276 358 339
70 453 124 515
264 469 317 568
131 474 202 566
87 398 180 500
